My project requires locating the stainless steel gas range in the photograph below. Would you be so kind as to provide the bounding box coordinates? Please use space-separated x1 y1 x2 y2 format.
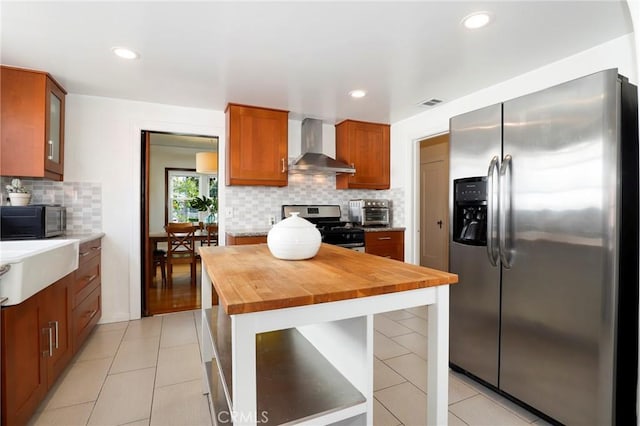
281 205 364 252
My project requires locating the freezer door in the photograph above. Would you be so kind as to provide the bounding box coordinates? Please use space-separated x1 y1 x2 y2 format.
449 104 502 386
500 69 619 424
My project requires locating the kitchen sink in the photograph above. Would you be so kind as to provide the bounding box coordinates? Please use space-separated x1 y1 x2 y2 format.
0 239 79 306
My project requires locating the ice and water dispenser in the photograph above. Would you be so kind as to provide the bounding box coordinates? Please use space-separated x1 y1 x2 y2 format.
453 177 488 246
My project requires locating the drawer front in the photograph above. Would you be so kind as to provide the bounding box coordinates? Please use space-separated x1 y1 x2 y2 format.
78 239 101 264
72 255 101 309
365 231 404 261
364 231 403 247
72 286 101 353
226 235 267 245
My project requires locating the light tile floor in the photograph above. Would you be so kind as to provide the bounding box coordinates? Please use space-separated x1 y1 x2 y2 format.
29 309 552 426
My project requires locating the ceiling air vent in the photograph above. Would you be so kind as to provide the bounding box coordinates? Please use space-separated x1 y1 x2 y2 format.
419 98 443 107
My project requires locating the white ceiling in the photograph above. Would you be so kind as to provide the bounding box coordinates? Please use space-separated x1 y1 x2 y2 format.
1 1 633 124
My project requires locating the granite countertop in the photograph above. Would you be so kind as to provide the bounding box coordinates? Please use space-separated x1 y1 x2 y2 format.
226 229 270 237
361 227 406 232
226 226 405 237
53 232 105 244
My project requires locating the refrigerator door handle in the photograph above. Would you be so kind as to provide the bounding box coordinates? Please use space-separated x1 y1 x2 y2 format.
499 154 514 269
486 156 500 266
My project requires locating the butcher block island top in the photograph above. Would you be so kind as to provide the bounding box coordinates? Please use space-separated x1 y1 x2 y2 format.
199 243 458 315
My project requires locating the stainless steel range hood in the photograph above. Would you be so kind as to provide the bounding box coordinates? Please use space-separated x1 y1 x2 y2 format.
289 118 356 174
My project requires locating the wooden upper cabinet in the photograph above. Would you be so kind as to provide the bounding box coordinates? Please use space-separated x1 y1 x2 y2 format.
226 103 288 187
44 77 65 177
1 66 66 181
335 120 390 190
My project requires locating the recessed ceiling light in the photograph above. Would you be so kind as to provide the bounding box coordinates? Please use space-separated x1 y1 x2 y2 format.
112 47 139 60
462 12 492 29
349 89 367 99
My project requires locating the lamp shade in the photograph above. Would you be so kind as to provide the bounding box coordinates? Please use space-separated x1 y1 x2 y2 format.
196 152 218 174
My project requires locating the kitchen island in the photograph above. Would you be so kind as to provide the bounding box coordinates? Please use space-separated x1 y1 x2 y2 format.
200 243 457 425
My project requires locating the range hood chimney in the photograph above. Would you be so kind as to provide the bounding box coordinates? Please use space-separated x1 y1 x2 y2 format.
289 118 356 174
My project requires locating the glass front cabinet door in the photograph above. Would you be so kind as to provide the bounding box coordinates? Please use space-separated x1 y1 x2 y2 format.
45 77 65 177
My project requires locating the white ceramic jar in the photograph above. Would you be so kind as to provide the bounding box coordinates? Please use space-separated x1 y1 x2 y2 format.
267 212 321 260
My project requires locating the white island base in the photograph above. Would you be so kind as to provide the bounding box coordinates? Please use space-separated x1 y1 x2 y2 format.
200 270 450 426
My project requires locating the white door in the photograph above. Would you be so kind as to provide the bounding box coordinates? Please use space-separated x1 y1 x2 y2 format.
420 134 449 271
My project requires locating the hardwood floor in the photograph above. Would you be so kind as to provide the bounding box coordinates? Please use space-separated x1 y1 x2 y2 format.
148 262 201 315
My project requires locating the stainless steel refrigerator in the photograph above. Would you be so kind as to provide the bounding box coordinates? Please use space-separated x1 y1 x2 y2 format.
449 69 638 425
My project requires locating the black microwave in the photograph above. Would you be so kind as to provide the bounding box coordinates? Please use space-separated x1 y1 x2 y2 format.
0 205 67 240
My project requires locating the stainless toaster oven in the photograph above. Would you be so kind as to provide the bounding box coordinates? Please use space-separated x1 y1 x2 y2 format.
348 199 390 227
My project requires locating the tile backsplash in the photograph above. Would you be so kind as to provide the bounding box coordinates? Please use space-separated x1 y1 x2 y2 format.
1 177 102 234
225 174 405 229
0 175 401 234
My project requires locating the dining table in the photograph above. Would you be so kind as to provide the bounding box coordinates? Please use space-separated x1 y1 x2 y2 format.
147 226 218 285
148 229 216 251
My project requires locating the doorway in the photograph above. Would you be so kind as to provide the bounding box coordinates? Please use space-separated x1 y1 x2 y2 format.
141 131 219 316
419 133 449 271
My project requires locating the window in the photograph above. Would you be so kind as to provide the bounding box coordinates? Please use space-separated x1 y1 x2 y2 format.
165 168 218 224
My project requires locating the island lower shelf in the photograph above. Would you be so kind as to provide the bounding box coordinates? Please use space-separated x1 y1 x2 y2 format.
203 307 367 425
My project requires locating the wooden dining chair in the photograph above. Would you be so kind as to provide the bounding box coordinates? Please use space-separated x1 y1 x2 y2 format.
205 224 218 246
164 222 197 287
152 249 167 287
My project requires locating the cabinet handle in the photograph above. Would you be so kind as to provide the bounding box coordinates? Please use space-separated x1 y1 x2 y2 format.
48 140 54 160
42 327 53 357
83 273 99 284
281 158 287 173
86 309 98 320
49 321 59 349
80 247 101 258
377 237 392 240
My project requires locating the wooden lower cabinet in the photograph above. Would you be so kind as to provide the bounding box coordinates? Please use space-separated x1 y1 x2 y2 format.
1 237 102 425
226 234 267 245
72 286 101 353
1 273 73 426
72 239 102 352
1 295 45 426
41 275 73 387
364 231 405 261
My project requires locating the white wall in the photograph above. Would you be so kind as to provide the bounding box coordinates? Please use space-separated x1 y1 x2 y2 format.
391 33 638 265
64 95 224 322
149 145 207 234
